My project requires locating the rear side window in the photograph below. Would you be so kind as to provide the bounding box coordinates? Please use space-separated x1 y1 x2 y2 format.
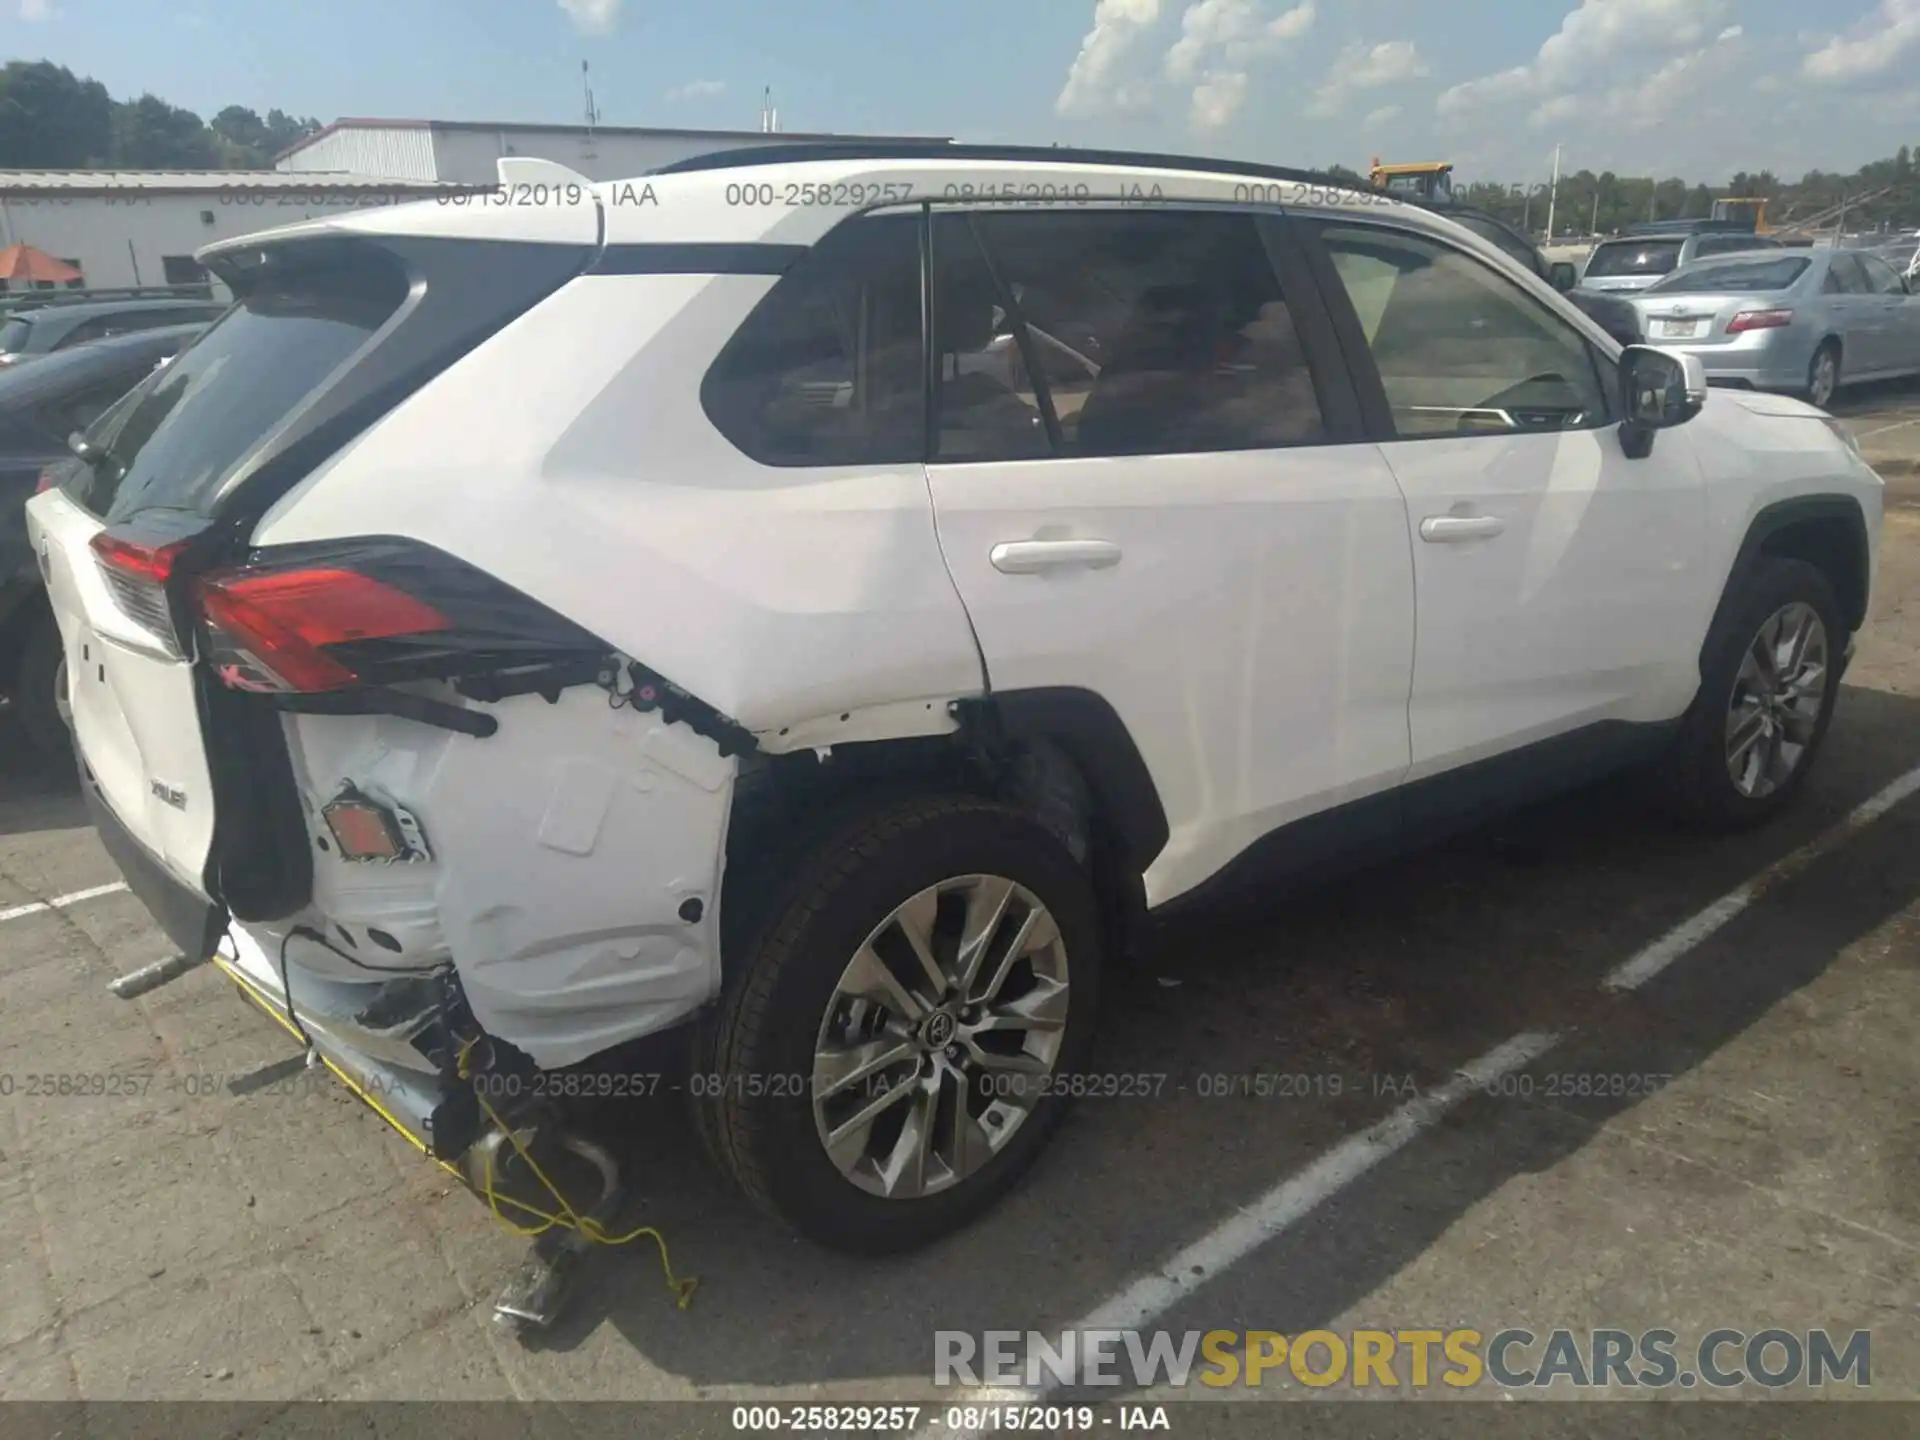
1584 240 1681 278
82 260 407 523
934 208 1325 461
1825 253 1871 294
701 214 924 467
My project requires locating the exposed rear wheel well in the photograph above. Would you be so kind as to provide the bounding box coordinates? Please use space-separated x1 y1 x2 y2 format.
719 692 1165 970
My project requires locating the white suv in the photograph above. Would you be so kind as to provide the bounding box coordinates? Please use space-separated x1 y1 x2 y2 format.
26 145 1884 1255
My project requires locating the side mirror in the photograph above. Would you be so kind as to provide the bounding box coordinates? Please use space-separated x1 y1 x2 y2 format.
1618 346 1706 458
1549 261 1578 292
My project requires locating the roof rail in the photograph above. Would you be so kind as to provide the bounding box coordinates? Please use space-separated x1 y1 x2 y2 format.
649 140 1389 196
0 282 215 315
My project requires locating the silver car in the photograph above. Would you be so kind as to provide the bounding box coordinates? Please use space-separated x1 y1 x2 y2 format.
1578 230 1783 295
1629 247 1920 408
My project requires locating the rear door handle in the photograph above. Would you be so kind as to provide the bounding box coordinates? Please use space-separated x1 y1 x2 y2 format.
1419 515 1506 543
989 539 1123 574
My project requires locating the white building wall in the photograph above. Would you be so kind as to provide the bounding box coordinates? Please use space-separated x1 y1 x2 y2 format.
429 127 802 184
276 127 438 180
0 190 436 294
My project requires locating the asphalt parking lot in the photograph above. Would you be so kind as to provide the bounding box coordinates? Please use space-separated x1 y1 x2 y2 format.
4 383 1920 1426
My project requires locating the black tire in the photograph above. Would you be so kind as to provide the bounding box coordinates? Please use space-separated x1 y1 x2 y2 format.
692 791 1103 1254
1657 557 1845 829
1804 340 1841 410
13 617 68 763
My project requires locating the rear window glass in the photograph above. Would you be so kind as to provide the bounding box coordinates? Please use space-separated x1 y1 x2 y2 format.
1584 240 1682 278
1646 257 1811 294
0 318 32 354
79 260 406 523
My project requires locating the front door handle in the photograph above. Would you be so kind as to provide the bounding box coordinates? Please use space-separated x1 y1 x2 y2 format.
1419 515 1506 544
989 539 1123 574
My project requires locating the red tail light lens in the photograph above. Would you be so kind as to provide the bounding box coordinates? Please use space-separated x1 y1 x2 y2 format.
196 567 452 693
1726 308 1794 334
90 532 186 583
35 465 60 494
90 532 191 653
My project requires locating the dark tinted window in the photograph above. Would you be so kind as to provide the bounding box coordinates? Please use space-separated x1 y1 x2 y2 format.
82 260 407 523
1647 257 1810 294
701 214 923 467
1584 239 1682 277
933 209 1324 461
1321 224 1608 438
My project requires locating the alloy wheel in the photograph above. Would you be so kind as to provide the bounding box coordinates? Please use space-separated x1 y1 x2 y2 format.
1725 601 1828 800
811 874 1069 1200
1808 349 1837 409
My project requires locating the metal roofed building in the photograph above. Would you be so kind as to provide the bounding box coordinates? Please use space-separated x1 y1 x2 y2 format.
273 117 956 185
0 170 462 295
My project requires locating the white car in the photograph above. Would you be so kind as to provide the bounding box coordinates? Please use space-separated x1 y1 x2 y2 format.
26 146 1885 1257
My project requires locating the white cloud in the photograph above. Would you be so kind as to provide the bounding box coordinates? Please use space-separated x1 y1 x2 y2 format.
558 0 620 35
19 0 51 18
1716 24 1742 41
1057 0 1164 116
1803 0 1920 84
1362 103 1401 127
1167 1 1314 130
1438 0 1729 118
1190 70 1249 129
665 79 726 102
1166 0 1314 80
1308 38 1428 117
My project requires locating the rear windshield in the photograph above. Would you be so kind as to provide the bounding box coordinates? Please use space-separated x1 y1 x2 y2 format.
1584 240 1682 278
79 261 406 524
1645 257 1811 295
0 318 32 354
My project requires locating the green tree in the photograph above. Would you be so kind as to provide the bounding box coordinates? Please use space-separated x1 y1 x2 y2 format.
110 93 218 168
0 60 113 167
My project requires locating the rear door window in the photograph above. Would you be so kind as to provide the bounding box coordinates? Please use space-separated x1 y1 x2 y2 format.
934 208 1326 461
80 263 407 523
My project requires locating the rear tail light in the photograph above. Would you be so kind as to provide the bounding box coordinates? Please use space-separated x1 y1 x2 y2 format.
191 539 604 695
89 532 190 654
1726 308 1794 334
34 465 60 494
198 567 453 693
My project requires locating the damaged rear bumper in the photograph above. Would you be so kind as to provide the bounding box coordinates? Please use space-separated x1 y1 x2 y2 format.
258 683 737 1075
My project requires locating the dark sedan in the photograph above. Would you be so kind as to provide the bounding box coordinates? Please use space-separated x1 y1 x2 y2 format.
2 323 208 758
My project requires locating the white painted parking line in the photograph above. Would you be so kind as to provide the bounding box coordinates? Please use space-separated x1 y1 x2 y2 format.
932 1031 1558 1419
0 880 128 925
1602 760 1920 993
1857 415 1920 440
933 760 1920 1427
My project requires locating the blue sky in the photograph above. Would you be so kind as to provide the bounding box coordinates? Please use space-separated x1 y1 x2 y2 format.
6 0 1919 183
